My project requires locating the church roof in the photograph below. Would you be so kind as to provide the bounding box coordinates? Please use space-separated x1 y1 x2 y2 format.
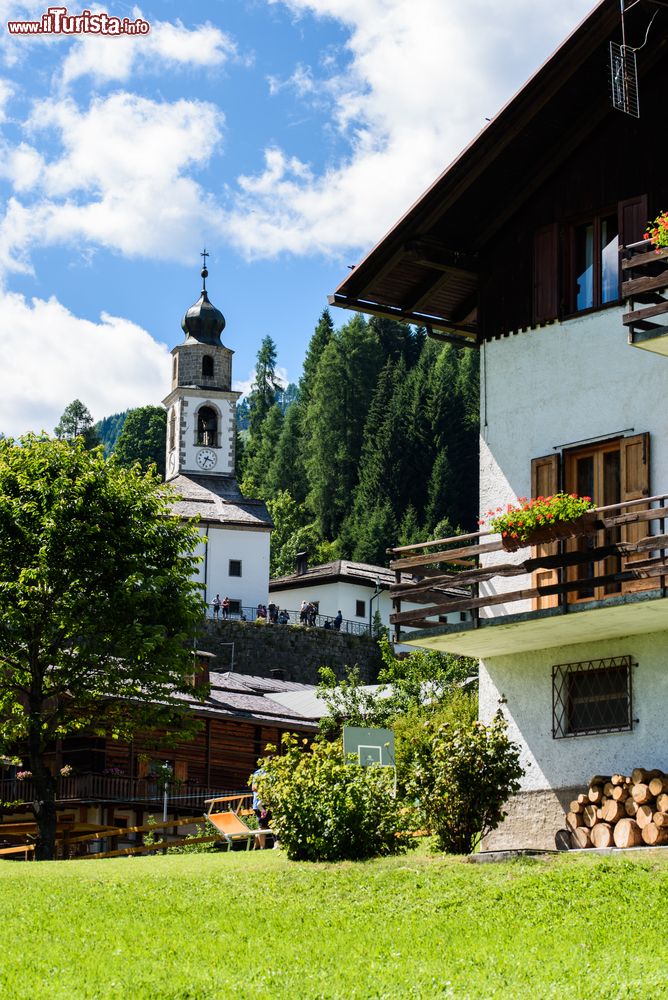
166 474 273 529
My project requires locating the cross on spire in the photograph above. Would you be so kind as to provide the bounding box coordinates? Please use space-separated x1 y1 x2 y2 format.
200 248 209 290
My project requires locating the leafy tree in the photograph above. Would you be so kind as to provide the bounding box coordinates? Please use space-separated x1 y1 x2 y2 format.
265 490 332 578
54 399 100 450
406 712 524 854
248 336 283 438
0 435 204 860
255 733 413 862
114 405 167 479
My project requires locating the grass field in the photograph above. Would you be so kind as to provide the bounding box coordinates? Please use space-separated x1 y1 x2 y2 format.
2 846 668 999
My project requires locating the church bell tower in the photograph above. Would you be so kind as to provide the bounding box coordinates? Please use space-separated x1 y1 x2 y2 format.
162 254 241 483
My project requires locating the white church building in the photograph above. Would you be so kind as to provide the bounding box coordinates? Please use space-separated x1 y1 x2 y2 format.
163 261 272 614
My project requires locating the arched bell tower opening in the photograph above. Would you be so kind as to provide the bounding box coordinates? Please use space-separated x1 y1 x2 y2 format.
196 406 218 447
202 355 214 378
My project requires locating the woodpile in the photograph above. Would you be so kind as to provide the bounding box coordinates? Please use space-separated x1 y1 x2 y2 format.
563 769 668 850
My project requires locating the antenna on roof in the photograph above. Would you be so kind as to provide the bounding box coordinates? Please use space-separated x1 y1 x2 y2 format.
610 0 661 118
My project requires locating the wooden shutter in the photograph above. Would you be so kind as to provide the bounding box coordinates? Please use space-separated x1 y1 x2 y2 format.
533 224 559 324
620 432 652 593
531 453 560 609
618 195 648 249
174 760 188 783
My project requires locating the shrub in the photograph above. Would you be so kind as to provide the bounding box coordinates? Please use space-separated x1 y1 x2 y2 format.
407 712 524 854
255 734 414 862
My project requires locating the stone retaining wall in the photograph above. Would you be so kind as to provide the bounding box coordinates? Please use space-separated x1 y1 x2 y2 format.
197 619 382 684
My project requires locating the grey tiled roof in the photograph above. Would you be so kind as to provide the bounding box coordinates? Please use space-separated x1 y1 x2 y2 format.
270 559 396 588
187 671 318 729
165 474 273 529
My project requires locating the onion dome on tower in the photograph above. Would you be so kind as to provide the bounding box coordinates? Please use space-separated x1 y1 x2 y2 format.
181 250 226 346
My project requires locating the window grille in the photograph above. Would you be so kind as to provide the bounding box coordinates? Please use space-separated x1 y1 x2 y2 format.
552 655 635 739
229 560 242 577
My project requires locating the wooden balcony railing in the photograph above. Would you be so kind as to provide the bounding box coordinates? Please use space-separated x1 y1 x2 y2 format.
0 773 236 810
388 494 668 634
622 240 668 354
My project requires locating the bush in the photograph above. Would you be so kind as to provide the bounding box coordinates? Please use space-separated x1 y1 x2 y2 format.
407 712 524 854
255 734 414 862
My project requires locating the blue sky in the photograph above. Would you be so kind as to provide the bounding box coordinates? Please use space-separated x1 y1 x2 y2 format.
0 0 596 435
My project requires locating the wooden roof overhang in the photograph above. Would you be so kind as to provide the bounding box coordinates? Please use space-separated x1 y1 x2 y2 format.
329 0 661 345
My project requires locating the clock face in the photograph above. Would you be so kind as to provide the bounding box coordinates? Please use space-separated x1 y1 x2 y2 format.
196 448 217 471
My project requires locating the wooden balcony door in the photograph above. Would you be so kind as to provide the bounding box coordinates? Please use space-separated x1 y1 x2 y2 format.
565 440 622 603
565 433 650 602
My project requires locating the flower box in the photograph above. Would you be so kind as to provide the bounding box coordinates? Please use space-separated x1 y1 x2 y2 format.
500 511 597 552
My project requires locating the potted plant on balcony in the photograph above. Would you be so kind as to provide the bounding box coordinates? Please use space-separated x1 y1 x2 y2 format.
482 493 596 552
645 211 668 252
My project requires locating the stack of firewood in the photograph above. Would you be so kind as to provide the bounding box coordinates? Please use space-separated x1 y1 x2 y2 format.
565 769 668 849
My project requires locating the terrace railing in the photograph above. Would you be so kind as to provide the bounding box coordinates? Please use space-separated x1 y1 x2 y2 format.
204 605 373 636
0 773 235 810
622 239 668 353
387 494 668 635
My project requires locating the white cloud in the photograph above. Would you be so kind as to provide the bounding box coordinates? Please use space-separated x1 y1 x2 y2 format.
0 92 225 276
0 289 171 436
223 0 597 258
0 78 13 121
60 10 239 86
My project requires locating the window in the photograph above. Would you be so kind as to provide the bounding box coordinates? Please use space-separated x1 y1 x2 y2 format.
228 599 241 616
196 406 218 447
355 600 366 618
229 559 242 577
573 213 619 312
202 355 214 378
532 197 647 326
172 355 178 383
552 655 634 738
169 408 176 450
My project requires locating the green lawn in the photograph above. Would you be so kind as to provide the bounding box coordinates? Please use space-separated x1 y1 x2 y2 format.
2 846 668 999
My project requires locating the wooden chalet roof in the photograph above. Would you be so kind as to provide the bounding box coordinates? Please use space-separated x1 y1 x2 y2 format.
329 0 663 343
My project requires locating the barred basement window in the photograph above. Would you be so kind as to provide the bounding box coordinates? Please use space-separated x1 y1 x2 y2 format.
552 655 635 739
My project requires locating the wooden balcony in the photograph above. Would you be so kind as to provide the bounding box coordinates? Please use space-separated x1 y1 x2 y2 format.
622 240 668 355
388 495 668 656
0 772 235 812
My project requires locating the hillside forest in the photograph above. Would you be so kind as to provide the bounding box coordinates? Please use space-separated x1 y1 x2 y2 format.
68 309 480 576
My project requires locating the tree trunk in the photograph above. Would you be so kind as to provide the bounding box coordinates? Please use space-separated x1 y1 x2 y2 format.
29 722 57 861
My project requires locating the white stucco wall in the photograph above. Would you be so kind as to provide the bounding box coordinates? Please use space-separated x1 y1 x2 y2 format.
479 631 668 793
479 306 668 615
194 525 270 610
269 580 466 630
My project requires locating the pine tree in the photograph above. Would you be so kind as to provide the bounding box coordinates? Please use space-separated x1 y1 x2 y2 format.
248 336 282 438
266 401 307 503
240 403 284 497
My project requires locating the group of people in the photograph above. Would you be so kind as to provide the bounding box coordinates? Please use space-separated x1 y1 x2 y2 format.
211 595 343 630
298 601 343 631
211 594 231 620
